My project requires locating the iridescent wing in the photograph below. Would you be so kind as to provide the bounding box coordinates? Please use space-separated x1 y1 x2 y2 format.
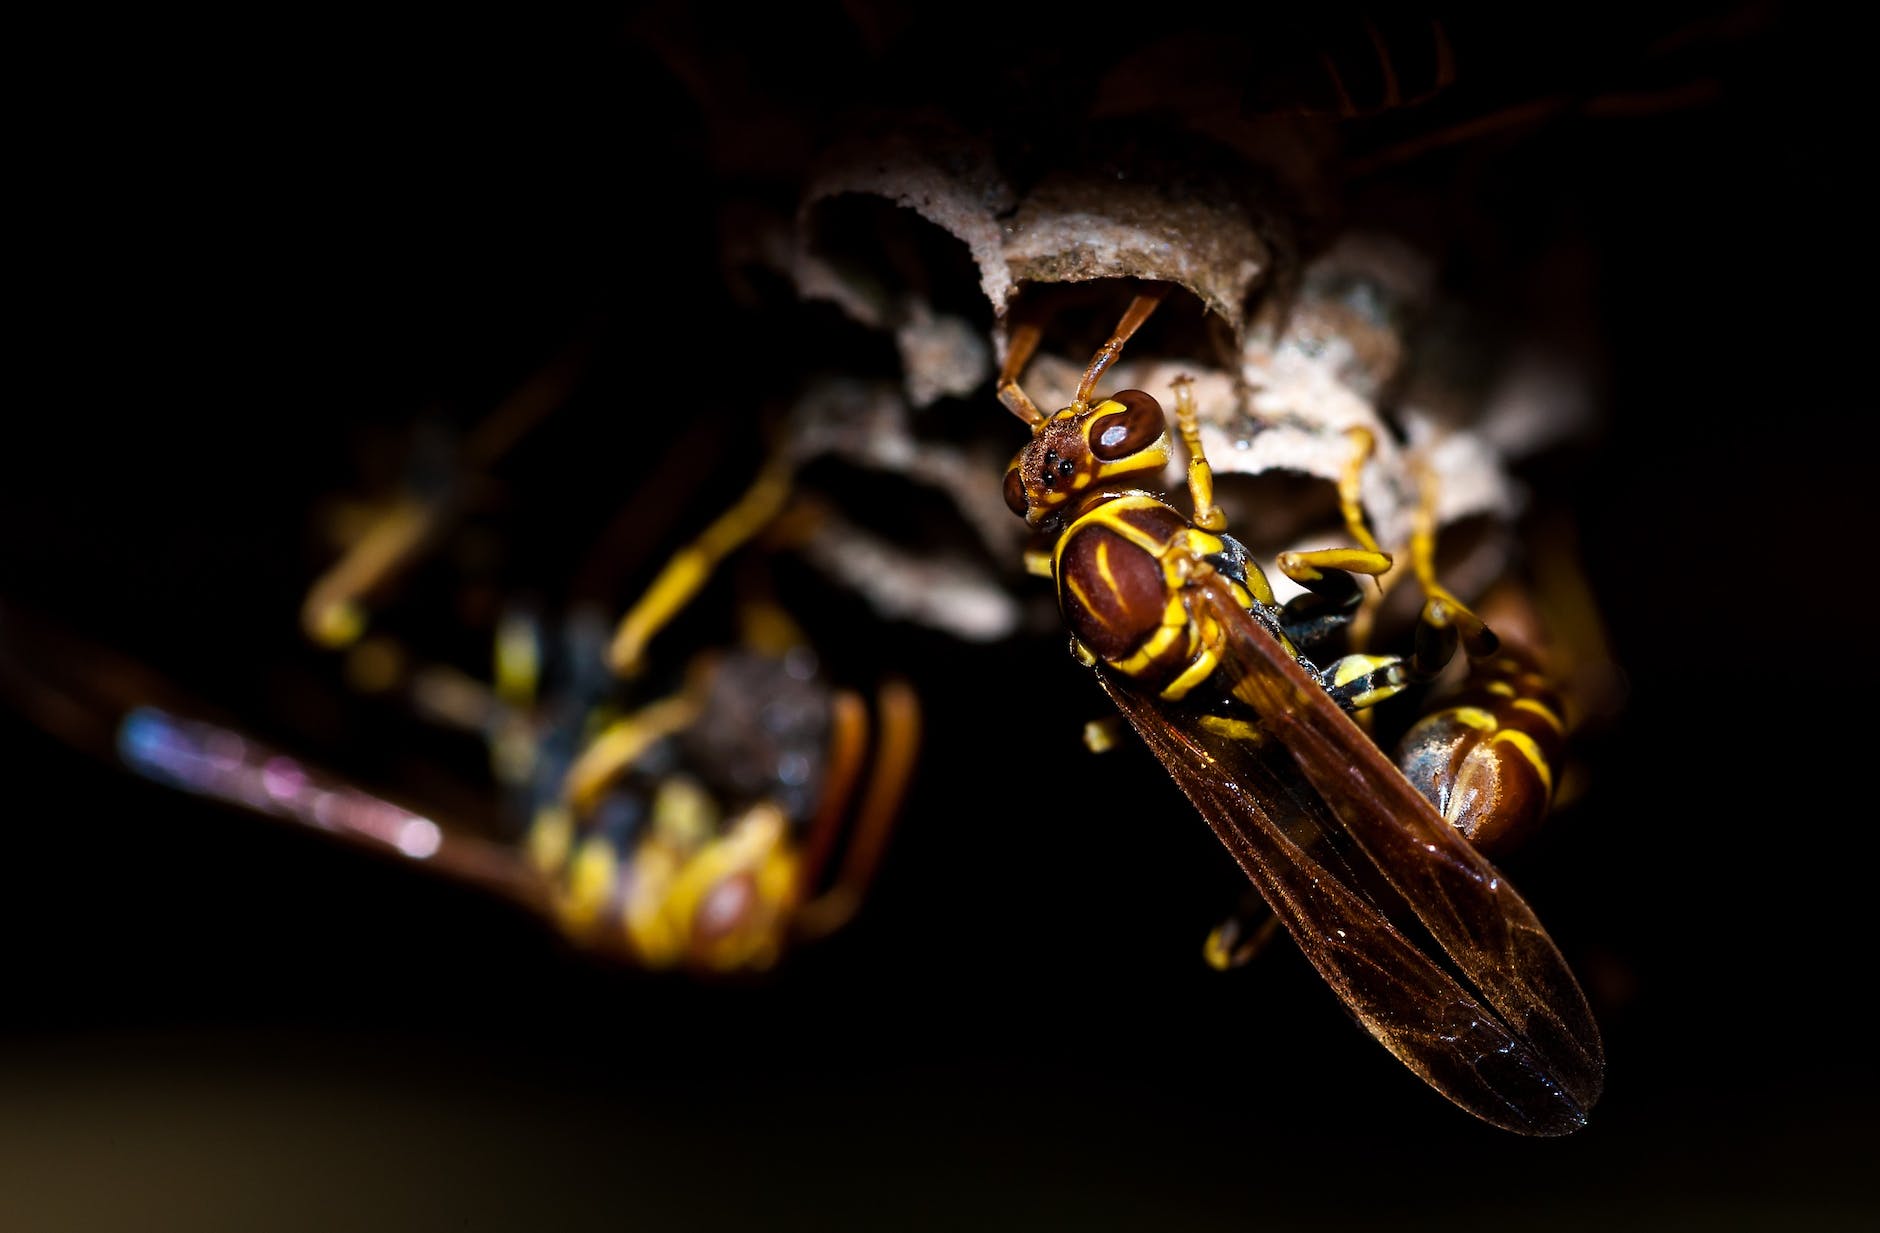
0 597 547 908
1092 577 1603 1135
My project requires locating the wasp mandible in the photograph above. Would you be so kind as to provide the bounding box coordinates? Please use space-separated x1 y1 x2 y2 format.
995 282 1603 1134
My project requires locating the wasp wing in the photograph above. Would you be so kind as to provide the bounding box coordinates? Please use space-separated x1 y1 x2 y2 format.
0 597 546 909
1093 578 1602 1134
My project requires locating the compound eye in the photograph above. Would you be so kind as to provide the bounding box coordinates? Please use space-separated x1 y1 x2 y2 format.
1003 458 1029 516
1089 389 1165 461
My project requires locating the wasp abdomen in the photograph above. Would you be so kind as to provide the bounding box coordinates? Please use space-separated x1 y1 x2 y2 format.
1395 653 1566 853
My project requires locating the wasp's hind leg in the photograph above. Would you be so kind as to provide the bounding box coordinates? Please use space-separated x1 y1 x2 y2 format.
791 677 921 940
1203 887 1283 971
1385 463 1571 855
1399 457 1503 685
606 450 797 679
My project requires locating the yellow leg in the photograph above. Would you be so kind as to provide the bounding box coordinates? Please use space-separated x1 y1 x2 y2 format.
1336 427 1385 556
1275 546 1394 588
301 497 441 647
1172 376 1227 533
1204 900 1282 971
302 338 589 649
1082 715 1125 753
1410 458 1498 661
607 452 796 678
560 692 702 814
1275 426 1392 607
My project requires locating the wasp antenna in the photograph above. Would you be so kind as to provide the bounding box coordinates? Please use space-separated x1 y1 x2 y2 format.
998 320 1048 427
1075 286 1170 406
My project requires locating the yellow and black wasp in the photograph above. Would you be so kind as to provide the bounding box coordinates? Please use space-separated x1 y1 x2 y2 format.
473 452 923 974
994 281 1603 1135
0 363 922 978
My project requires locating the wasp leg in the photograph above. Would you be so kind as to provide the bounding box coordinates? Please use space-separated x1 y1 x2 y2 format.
1252 425 1417 711
1274 548 1395 652
1384 461 1574 856
1171 375 1227 532
1402 457 1501 682
302 497 445 648
1082 714 1126 753
1204 889 1284 971
607 451 797 678
1272 426 1394 652
301 338 588 649
558 690 702 815
790 688 872 901
793 677 921 940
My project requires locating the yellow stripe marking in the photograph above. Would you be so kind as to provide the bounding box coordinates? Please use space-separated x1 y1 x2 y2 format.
1493 729 1554 795
1094 538 1120 598
1512 697 1566 732
1063 573 1115 631
1196 715 1265 743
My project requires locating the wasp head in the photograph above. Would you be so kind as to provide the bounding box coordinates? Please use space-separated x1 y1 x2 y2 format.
1003 389 1171 529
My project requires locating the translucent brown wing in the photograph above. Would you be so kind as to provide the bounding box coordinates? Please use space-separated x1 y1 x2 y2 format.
1092 578 1603 1135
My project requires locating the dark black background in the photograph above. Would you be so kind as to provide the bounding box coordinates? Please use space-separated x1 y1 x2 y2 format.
5 5 1876 1229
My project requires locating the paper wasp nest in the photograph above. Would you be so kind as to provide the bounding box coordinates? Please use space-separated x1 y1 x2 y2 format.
671 9 1607 644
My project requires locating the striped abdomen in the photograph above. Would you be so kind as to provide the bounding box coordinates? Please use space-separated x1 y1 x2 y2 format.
1394 648 1567 854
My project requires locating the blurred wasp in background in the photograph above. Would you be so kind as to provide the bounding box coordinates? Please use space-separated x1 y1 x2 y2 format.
0 344 922 977
994 281 1604 1135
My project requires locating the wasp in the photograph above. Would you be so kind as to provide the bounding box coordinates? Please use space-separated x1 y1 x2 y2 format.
994 282 1603 1134
1 411 921 977
484 457 923 973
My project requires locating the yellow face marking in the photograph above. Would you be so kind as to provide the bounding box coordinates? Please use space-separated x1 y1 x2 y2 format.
1485 680 1518 698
